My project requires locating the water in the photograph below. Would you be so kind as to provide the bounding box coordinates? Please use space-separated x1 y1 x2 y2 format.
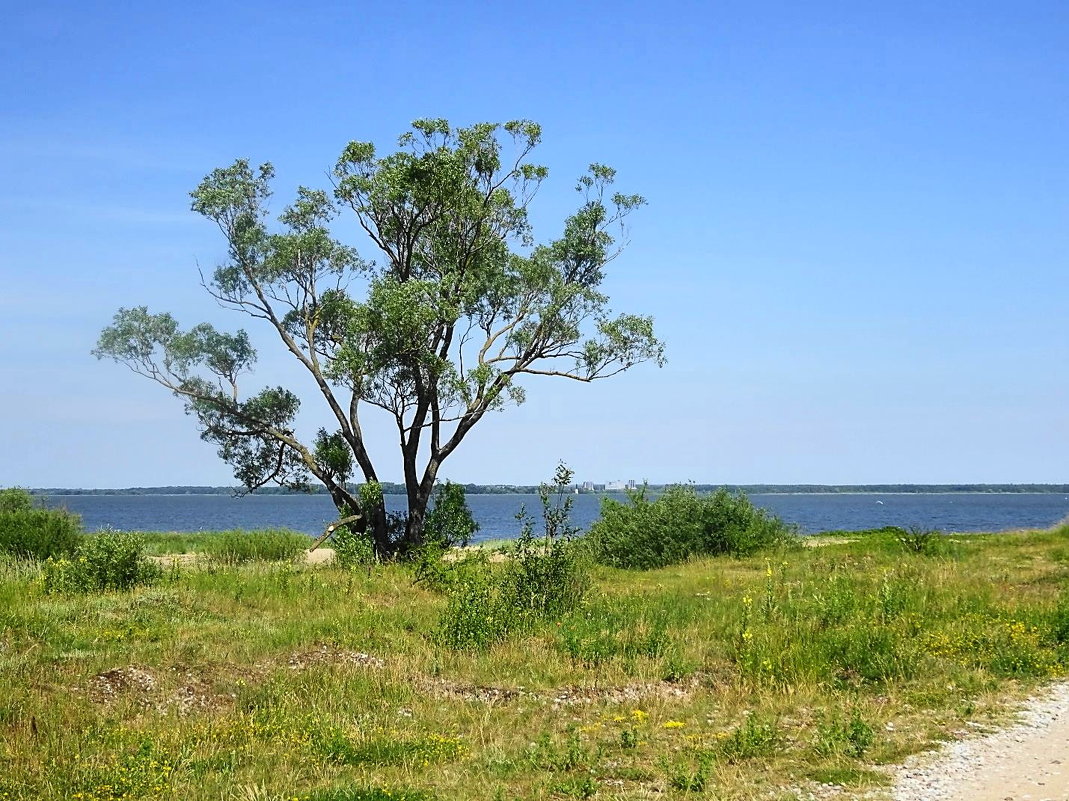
41 492 1069 541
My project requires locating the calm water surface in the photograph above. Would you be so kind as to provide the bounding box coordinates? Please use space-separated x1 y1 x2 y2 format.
42 492 1069 542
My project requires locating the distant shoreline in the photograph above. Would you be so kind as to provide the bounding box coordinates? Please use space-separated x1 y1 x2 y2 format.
31 484 1069 496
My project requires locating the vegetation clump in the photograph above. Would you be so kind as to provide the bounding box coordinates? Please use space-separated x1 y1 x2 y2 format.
0 487 83 560
42 528 160 592
587 485 797 569
201 528 310 564
436 465 589 650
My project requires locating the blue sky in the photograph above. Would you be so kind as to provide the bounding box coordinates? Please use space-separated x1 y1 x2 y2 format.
1 0 1066 488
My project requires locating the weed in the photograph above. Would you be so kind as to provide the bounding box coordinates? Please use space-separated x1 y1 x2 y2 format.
662 755 711 792
816 711 876 758
715 714 780 762
332 523 377 569
436 465 589 650
314 728 464 767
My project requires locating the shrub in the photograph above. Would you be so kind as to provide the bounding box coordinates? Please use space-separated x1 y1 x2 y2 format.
43 529 161 593
424 481 479 549
413 481 480 587
436 464 589 649
333 523 377 569
588 486 796 569
896 525 952 556
436 556 513 650
202 529 309 564
0 488 83 560
0 487 34 512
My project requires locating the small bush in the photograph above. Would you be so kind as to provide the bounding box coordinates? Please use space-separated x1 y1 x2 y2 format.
424 481 479 549
413 481 480 587
896 526 952 555
332 523 377 569
43 529 160 593
435 557 513 650
436 464 589 650
588 486 796 569
202 529 308 564
0 489 83 560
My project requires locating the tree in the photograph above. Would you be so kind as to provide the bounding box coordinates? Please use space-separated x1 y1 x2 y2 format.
94 119 665 556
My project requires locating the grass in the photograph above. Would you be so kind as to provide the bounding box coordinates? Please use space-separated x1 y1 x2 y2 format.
1 522 1068 800
138 529 310 562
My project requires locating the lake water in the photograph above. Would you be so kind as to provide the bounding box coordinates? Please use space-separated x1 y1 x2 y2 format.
41 492 1069 541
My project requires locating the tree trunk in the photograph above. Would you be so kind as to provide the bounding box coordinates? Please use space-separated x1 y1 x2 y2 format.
405 458 440 549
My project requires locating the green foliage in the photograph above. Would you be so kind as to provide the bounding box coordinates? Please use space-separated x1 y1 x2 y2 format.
70 738 177 801
0 487 34 512
588 486 797 569
435 555 512 651
895 525 953 555
0 488 83 560
556 595 679 666
714 715 781 762
332 523 377 570
313 728 464 767
815 711 876 758
424 481 479 549
201 529 308 564
414 482 480 587
43 529 160 593
436 465 589 650
501 463 588 620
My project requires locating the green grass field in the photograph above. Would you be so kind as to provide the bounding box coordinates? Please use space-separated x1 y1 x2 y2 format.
2 524 1068 800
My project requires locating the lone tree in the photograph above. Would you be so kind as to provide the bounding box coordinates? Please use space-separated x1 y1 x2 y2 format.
95 119 665 555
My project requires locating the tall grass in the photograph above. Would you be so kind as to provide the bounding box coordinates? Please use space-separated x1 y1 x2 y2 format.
2 525 1069 800
199 529 310 564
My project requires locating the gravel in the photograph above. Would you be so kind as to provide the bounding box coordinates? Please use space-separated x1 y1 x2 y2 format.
892 681 1069 801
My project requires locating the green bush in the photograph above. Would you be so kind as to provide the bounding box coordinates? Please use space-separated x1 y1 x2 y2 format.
436 464 589 650
435 555 512 650
587 486 796 569
43 529 161 593
0 488 83 560
895 525 953 556
0 487 35 512
424 481 479 549
202 529 309 564
413 481 480 586
332 523 377 569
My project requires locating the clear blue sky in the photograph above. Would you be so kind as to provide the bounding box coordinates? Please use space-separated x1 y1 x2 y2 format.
1 0 1066 488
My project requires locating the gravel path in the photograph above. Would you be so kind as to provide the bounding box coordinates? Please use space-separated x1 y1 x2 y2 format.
892 682 1069 801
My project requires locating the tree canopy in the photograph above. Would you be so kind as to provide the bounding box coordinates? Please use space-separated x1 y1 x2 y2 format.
95 119 664 554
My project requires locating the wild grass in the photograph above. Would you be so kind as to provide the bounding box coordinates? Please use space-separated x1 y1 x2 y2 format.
1 525 1069 799
137 529 310 562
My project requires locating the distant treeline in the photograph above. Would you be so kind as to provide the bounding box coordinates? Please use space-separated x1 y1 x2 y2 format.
32 483 1069 496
